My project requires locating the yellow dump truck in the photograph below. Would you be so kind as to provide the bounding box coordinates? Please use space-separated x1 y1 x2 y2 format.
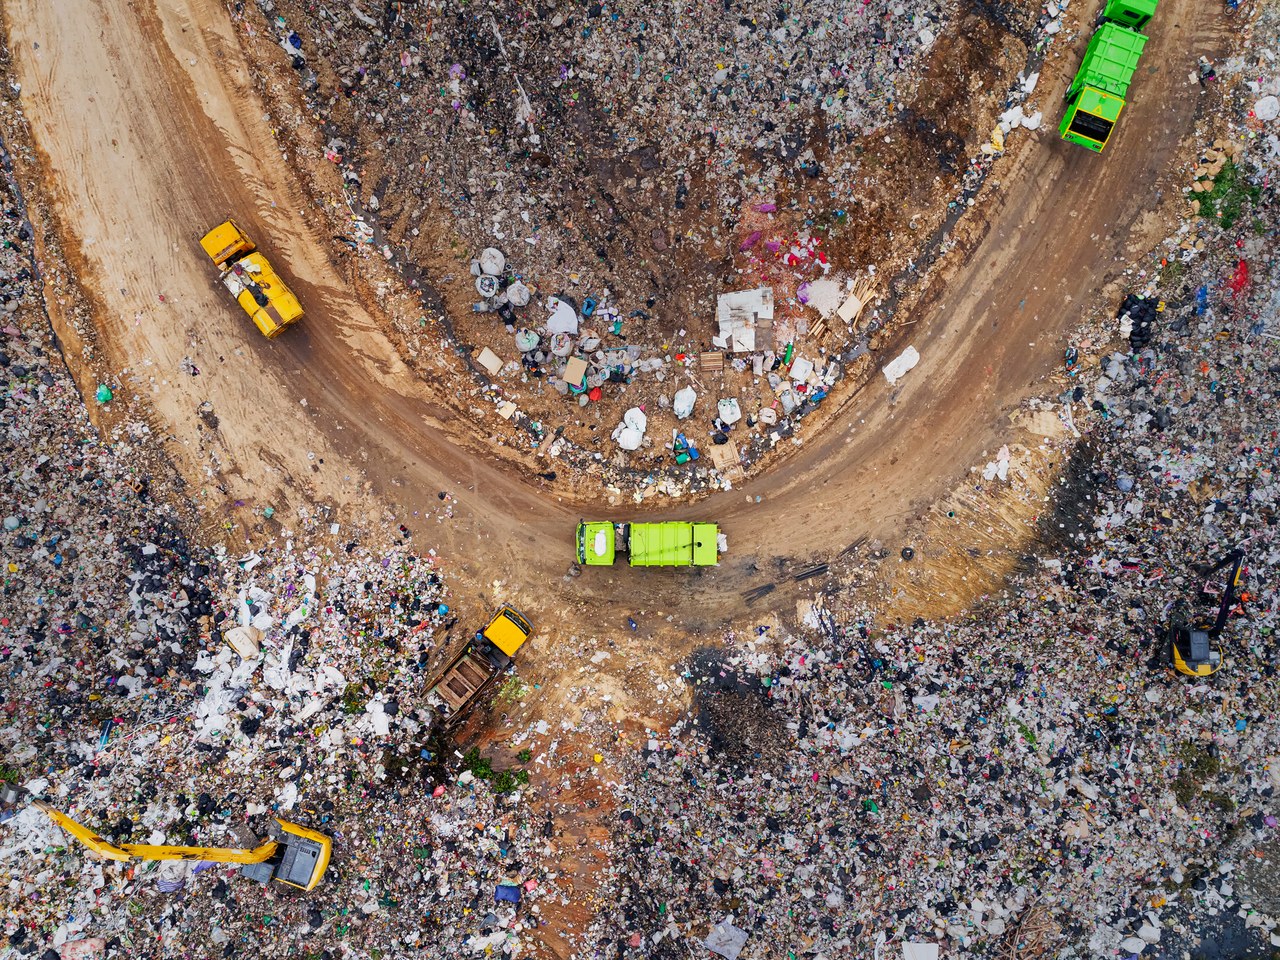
199 220 303 338
430 605 532 728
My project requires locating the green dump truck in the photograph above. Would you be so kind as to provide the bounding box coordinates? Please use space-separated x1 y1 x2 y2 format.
1060 0 1158 153
577 521 720 567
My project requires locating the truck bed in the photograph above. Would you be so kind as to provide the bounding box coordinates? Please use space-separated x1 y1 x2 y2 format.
436 648 494 711
627 522 720 566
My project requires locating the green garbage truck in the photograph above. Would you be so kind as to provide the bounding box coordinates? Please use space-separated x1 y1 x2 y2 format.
576 521 720 567
1059 0 1158 153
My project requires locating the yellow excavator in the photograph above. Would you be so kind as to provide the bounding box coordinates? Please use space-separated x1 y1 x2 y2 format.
1166 548 1248 678
0 784 331 891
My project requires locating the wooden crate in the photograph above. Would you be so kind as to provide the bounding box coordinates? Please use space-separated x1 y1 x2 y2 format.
699 351 725 375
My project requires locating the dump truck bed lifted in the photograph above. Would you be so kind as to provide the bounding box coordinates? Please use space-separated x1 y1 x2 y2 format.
435 645 504 712
429 606 532 726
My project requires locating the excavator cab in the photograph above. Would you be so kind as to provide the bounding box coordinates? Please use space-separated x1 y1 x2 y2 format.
238 820 332 891
1167 601 1221 677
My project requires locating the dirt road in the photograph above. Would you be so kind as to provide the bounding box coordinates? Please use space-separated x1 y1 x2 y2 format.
3 0 1224 627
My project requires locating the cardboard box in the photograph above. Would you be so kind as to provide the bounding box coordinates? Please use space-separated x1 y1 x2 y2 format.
563 355 588 387
477 346 503 376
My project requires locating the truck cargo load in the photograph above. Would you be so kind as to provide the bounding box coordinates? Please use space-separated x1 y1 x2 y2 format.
429 605 532 726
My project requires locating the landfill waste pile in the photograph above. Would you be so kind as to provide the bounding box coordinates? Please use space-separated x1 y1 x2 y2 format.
7 117 1276 954
3 2 1280 959
0 169 570 956
587 95 1280 959
263 0 958 294
235 0 1054 491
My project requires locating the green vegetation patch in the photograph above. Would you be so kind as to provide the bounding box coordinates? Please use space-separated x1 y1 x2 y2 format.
1197 159 1261 229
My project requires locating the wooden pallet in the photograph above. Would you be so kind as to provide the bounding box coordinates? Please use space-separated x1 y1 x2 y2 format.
700 351 725 375
836 275 879 329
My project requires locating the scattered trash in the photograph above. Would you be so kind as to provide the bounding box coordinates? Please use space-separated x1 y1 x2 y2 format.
5 6 1280 960
704 916 749 960
476 346 503 376
982 444 1012 482
716 397 742 425
545 297 580 335
673 386 697 420
476 246 506 276
224 625 263 660
612 406 648 450
716 288 773 352
882 345 921 385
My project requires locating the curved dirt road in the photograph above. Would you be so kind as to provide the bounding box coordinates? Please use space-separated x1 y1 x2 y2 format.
3 0 1225 623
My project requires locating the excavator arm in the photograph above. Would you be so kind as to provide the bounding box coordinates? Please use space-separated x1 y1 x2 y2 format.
35 800 278 865
1204 548 1247 636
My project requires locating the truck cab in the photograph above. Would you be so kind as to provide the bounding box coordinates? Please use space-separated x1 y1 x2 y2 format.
1101 0 1157 30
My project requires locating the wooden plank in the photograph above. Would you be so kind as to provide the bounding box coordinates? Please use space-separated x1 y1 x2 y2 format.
837 276 879 326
